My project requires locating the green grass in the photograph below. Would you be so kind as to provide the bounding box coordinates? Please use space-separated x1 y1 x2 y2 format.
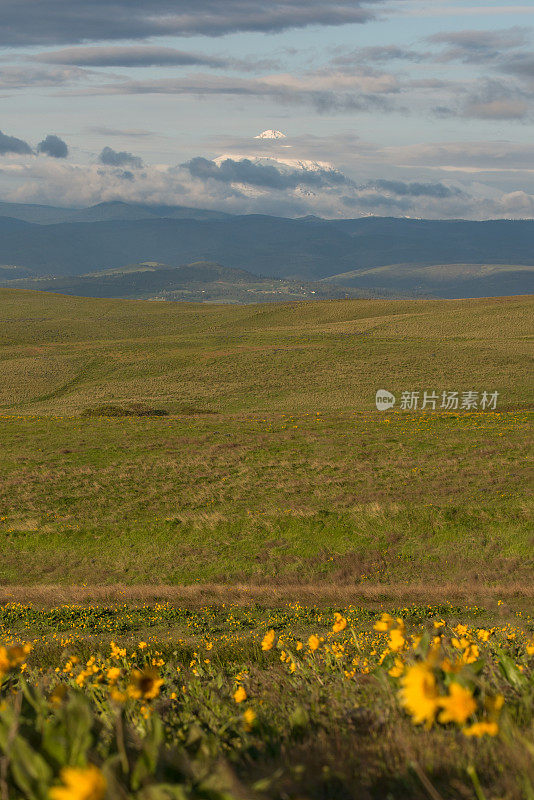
0 290 531 414
0 289 532 587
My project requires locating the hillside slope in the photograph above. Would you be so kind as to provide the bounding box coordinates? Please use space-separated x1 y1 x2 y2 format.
324 262 534 298
0 289 531 414
0 261 368 303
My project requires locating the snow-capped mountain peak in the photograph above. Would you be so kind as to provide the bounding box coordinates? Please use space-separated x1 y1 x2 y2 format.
254 130 287 139
214 154 335 173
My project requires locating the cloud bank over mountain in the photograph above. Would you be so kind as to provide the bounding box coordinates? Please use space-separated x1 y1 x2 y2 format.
2 131 533 220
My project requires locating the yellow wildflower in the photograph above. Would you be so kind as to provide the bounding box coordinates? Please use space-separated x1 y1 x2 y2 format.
333 613 347 633
127 668 163 700
485 694 504 716
441 658 462 674
463 721 499 737
388 629 405 652
110 642 126 659
0 643 32 677
461 644 479 664
308 634 320 652
374 613 394 632
233 686 247 703
477 629 491 642
48 684 68 706
261 630 276 651
388 658 404 678
75 670 89 687
106 667 121 684
451 637 470 650
399 663 439 727
438 682 476 725
243 708 256 729
49 765 106 800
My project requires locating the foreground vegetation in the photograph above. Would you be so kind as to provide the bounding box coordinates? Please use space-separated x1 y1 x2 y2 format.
1 601 533 799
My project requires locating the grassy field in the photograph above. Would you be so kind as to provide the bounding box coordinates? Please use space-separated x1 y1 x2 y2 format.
0 290 532 414
0 288 532 587
0 289 532 798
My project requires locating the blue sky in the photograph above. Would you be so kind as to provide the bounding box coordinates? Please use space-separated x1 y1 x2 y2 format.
0 0 533 218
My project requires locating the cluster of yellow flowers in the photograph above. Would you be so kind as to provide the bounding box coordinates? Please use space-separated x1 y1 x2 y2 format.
2 600 532 789
373 613 504 737
258 610 526 742
50 641 167 711
398 658 502 736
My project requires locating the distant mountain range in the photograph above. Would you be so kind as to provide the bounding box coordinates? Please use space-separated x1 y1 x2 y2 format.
0 200 532 299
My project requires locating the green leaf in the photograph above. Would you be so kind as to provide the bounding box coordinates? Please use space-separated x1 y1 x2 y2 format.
132 715 165 790
497 651 527 689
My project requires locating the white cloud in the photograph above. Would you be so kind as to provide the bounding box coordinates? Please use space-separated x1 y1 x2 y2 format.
0 150 532 220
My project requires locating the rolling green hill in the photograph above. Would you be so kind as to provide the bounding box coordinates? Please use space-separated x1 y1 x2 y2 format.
0 289 531 586
323 262 534 298
0 260 368 303
0 289 531 414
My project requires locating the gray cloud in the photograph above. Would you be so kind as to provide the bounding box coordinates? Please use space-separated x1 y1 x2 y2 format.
331 45 425 66
0 64 89 89
461 79 529 119
36 45 230 69
184 157 351 189
331 27 533 71
341 193 412 212
381 139 534 171
0 129 33 155
0 1 393 47
96 167 137 182
98 146 143 168
77 72 399 114
428 27 531 64
35 45 280 74
364 179 464 198
87 126 154 137
502 54 534 79
426 26 530 67
37 134 68 158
